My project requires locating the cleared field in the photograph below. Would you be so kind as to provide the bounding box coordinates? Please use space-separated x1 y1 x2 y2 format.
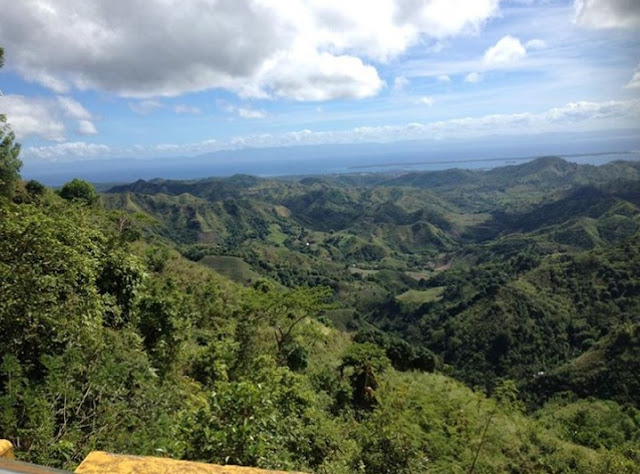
266 223 288 245
199 255 262 285
396 287 445 304
348 267 378 277
405 270 431 281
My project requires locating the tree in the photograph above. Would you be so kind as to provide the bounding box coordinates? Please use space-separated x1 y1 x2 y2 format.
0 47 23 200
241 284 333 371
59 178 99 205
25 180 46 197
339 343 390 411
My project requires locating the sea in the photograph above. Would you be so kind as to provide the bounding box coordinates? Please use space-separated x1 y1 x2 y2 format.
22 129 640 185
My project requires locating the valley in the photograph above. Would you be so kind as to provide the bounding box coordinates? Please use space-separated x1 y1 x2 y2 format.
104 156 640 403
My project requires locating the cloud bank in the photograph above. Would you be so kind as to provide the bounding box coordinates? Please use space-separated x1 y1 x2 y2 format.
3 95 97 140
22 99 640 161
0 0 500 101
574 0 640 29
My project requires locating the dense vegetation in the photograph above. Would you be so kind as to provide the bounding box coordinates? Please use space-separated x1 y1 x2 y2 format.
2 58 640 471
104 156 640 406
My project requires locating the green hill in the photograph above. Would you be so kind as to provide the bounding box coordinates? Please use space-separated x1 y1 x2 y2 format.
102 158 640 411
5 157 640 471
3 188 640 472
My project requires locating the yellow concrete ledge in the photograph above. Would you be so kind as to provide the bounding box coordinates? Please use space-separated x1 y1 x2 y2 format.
75 451 305 474
0 439 14 459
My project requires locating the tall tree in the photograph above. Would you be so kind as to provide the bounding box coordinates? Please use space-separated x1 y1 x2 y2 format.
59 178 99 205
0 47 23 199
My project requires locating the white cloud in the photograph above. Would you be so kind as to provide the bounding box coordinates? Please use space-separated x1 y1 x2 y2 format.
393 0 500 44
55 96 99 134
26 142 111 161
544 101 622 121
219 101 267 119
77 120 98 135
237 108 267 119
417 96 435 106
525 39 546 50
129 100 164 115
23 99 639 161
625 64 640 89
0 0 500 101
437 74 451 82
393 76 410 92
483 35 527 67
262 51 384 101
1 94 98 141
465 72 483 83
174 105 202 115
57 96 92 120
574 0 640 29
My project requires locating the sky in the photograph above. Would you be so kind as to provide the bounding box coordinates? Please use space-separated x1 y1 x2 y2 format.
0 0 639 168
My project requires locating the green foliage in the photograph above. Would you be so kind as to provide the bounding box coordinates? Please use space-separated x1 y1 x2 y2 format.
0 202 106 371
2 155 640 473
338 343 390 411
354 329 436 372
183 361 324 470
25 179 46 195
528 323 640 407
137 279 191 375
145 246 170 272
536 398 640 451
98 250 145 328
59 179 99 206
0 115 22 199
370 231 640 401
0 47 22 200
0 331 186 470
199 255 263 285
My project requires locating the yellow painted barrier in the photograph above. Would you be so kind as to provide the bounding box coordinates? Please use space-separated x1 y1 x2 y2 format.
0 439 14 460
75 451 306 474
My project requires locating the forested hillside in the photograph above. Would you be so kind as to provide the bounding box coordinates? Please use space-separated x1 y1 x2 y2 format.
2 146 640 472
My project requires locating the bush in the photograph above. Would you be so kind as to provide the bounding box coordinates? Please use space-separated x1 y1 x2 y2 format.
59 179 98 206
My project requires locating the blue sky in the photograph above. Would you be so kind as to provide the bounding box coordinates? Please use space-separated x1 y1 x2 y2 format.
0 0 639 165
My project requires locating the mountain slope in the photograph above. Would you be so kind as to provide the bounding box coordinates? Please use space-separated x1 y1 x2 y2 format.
103 157 640 407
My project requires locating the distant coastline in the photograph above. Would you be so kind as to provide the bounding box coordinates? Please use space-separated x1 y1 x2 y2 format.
346 150 640 171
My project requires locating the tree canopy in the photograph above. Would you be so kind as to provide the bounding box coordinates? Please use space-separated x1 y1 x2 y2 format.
0 47 22 199
59 178 99 205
